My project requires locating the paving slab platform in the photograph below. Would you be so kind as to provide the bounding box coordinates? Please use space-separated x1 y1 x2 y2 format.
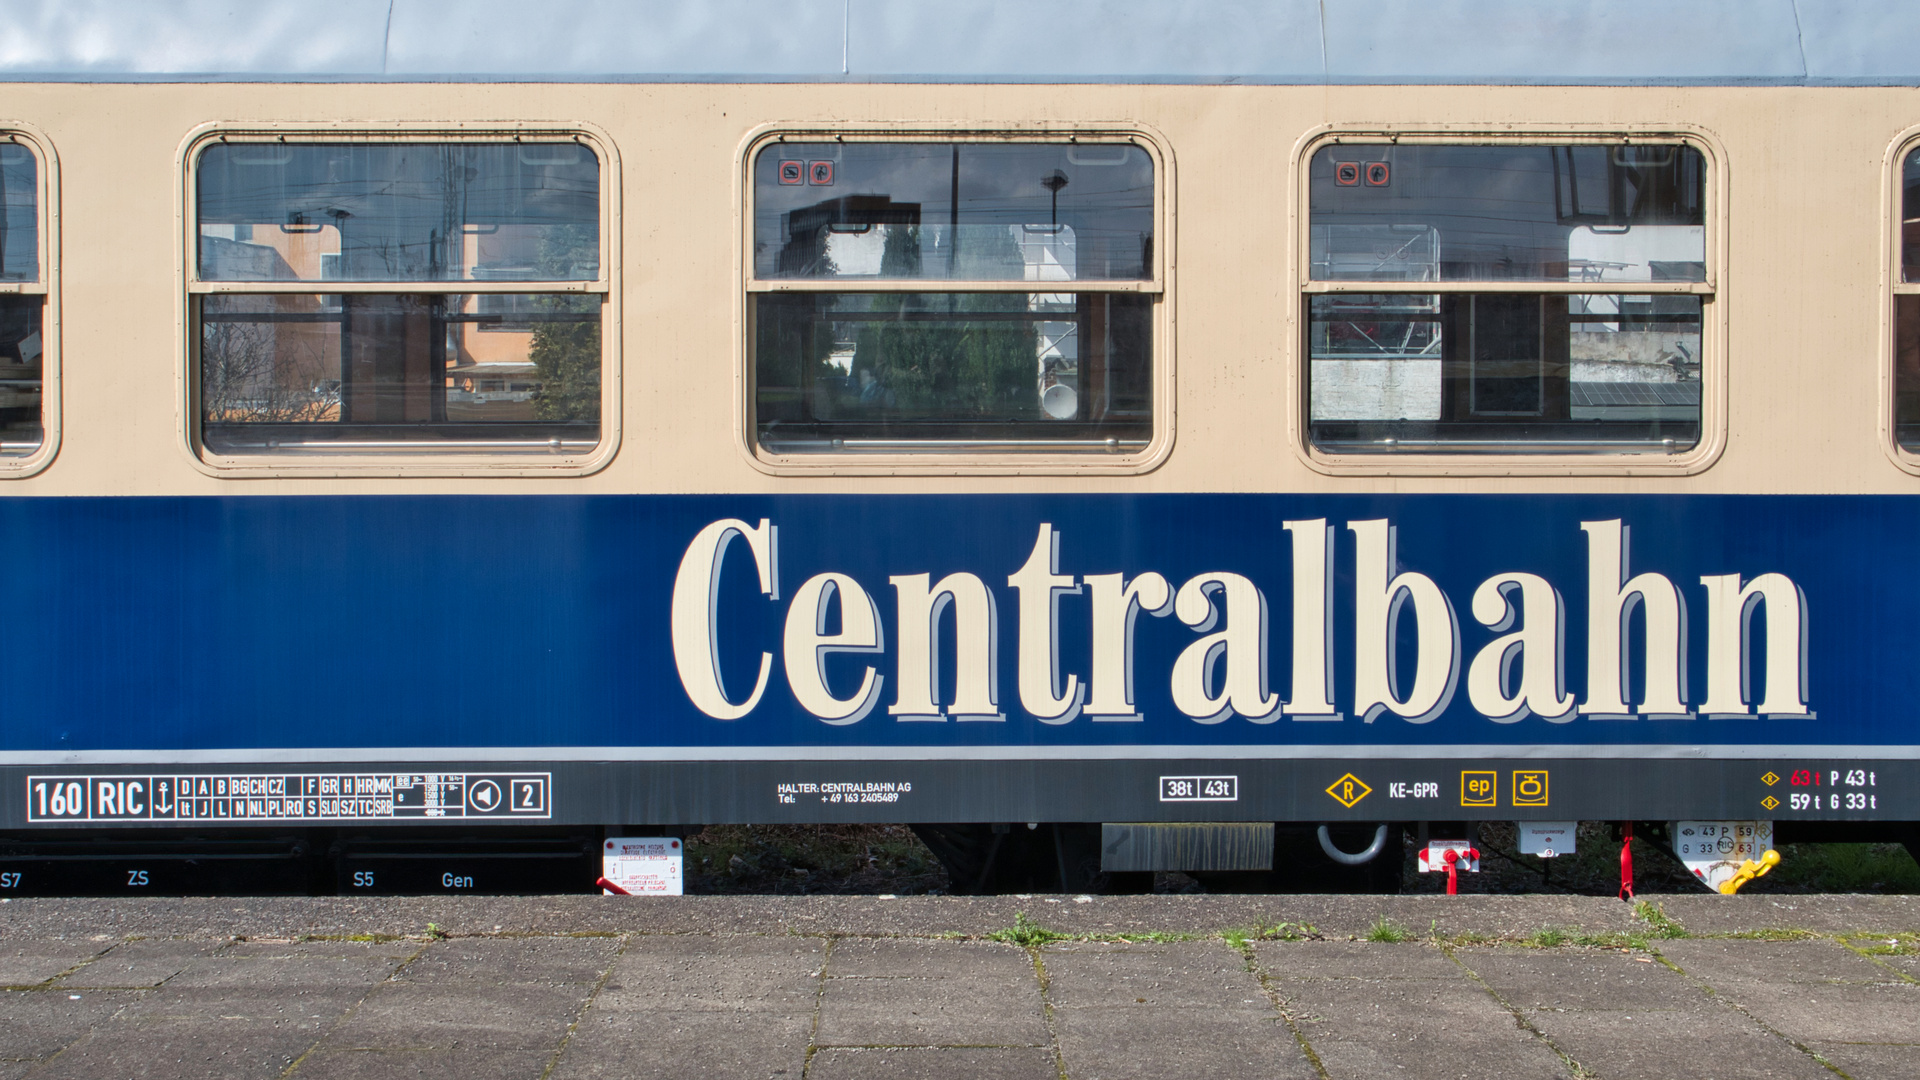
0 895 1914 1079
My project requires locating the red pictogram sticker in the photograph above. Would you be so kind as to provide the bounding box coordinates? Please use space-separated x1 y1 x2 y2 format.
809 160 834 185
777 160 804 185
1364 161 1390 187
1334 161 1361 186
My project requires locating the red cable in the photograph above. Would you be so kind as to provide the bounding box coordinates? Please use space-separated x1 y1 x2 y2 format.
1619 822 1635 902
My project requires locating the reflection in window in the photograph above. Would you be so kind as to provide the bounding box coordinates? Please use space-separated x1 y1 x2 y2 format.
1905 148 1920 283
1309 294 1701 451
1309 144 1705 283
1894 149 1920 451
754 292 1150 451
1896 296 1920 450
196 142 599 282
0 145 37 283
0 296 41 453
750 139 1157 456
753 142 1152 282
1307 142 1706 454
200 293 600 452
194 139 604 457
0 144 40 456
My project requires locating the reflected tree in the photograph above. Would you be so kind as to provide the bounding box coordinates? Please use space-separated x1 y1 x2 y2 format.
200 304 338 423
530 225 601 422
851 226 1039 418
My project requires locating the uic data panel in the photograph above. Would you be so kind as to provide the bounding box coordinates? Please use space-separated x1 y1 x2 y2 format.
25 773 552 823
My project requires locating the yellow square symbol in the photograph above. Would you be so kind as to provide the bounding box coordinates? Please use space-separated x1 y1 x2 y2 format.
1761 772 1780 786
1461 770 1497 807
1326 773 1372 808
1512 770 1549 807
1762 795 1780 810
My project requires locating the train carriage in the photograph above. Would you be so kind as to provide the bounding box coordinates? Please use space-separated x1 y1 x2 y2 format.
0 0 1916 894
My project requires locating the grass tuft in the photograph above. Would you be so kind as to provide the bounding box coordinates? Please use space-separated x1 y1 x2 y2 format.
986 912 1069 948
1843 933 1917 956
1364 917 1413 943
1527 927 1571 948
1113 931 1194 944
1571 931 1652 950
1632 901 1689 939
1224 922 1321 949
1717 928 1817 942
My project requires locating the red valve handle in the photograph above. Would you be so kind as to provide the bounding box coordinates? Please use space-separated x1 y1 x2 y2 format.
595 876 631 896
1619 822 1635 902
1440 845 1479 894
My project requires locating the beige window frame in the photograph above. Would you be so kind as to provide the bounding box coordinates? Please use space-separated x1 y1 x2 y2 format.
177 122 621 478
1881 124 1920 475
0 124 59 478
1290 126 1728 477
737 123 1175 476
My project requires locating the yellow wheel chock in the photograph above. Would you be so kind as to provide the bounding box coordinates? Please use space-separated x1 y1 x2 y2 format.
1718 849 1782 895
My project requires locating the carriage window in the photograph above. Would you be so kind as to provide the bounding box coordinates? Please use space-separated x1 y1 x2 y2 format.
0 142 44 459
1892 147 1920 451
192 138 605 461
749 139 1158 458
1306 142 1707 456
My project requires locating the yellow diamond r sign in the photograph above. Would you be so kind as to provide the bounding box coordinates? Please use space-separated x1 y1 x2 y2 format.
1761 795 1780 811
1762 772 1780 786
1326 773 1372 808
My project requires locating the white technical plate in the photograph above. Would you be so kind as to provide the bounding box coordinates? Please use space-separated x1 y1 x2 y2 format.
603 836 684 896
1671 820 1774 892
1518 821 1578 858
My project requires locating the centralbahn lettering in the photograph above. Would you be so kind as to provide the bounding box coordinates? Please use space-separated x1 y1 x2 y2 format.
24 773 552 823
672 518 1812 729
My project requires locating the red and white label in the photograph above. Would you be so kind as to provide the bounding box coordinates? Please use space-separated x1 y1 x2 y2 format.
1418 840 1480 873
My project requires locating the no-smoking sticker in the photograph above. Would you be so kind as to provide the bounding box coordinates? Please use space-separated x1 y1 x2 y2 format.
777 160 804 185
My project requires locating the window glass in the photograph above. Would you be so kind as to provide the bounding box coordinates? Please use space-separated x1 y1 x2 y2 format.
750 138 1158 460
0 295 41 454
753 143 1152 282
1307 141 1706 455
1309 293 1701 452
199 292 600 453
0 142 41 457
196 143 599 283
1309 144 1705 283
1895 147 1920 448
0 144 38 283
194 139 605 459
1904 148 1920 283
1895 295 1920 449
754 291 1151 452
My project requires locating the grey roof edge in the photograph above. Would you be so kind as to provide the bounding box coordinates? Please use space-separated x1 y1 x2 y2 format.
4 0 1920 86
4 73 1920 87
